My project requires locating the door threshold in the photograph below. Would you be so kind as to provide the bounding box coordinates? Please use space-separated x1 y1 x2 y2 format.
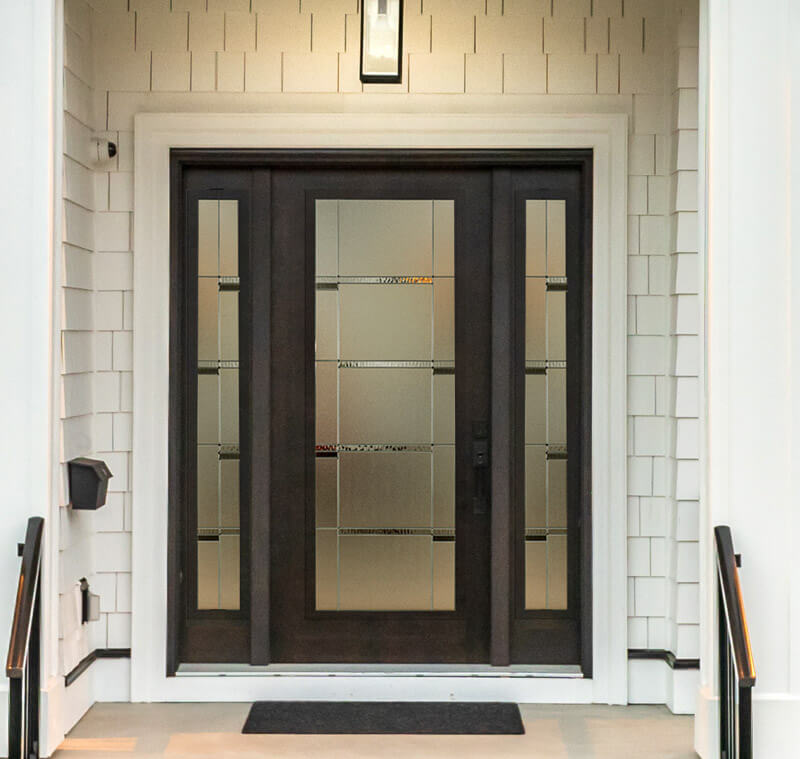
176 663 583 678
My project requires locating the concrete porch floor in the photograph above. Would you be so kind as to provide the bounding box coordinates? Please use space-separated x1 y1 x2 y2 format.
53 702 697 758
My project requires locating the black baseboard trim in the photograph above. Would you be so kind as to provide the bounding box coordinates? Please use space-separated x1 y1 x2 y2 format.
65 647 132 687
628 648 699 670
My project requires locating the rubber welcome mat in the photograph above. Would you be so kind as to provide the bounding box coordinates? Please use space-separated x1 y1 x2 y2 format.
242 701 525 735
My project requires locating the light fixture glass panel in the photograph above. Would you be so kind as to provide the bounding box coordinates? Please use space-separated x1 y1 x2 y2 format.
361 0 402 81
339 284 431 361
339 535 431 610
433 541 456 611
339 368 430 444
338 200 432 276
219 535 240 610
339 452 431 528
315 530 338 610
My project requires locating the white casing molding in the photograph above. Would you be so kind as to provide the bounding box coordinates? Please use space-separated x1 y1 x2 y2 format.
132 112 628 705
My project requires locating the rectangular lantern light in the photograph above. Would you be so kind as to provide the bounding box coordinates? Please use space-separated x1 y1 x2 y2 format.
360 0 403 84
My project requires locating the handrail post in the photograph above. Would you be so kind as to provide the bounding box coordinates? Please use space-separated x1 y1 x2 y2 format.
718 582 729 758
26 588 40 759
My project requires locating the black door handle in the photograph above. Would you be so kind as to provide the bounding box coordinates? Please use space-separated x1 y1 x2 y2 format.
472 421 490 515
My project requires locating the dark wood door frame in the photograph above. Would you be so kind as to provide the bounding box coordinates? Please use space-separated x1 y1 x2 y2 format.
168 148 593 675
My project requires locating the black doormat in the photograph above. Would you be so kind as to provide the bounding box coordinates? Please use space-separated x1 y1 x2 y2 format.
242 701 524 735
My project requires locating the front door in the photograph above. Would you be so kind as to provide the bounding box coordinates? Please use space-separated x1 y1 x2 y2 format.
268 169 492 663
170 151 592 671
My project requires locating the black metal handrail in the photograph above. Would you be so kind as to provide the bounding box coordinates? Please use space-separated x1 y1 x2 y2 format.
6 517 43 759
715 525 755 759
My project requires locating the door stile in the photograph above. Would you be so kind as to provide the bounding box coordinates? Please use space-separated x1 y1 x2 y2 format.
250 168 272 664
490 168 514 666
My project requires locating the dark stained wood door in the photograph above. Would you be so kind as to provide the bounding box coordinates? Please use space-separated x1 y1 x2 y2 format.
169 151 592 672
268 169 493 663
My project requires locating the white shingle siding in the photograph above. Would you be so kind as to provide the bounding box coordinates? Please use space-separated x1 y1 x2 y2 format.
55 0 701 702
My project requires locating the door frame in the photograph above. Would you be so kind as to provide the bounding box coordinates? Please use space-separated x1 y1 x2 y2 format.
132 111 628 704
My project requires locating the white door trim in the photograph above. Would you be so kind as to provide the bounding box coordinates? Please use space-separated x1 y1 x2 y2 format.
132 111 628 704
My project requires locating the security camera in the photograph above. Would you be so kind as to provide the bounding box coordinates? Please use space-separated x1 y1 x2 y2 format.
93 137 117 163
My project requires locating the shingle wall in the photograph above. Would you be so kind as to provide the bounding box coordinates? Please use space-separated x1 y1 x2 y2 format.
55 0 701 704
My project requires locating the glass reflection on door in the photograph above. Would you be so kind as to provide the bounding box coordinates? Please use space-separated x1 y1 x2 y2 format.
196 199 240 610
314 199 455 611
524 199 568 611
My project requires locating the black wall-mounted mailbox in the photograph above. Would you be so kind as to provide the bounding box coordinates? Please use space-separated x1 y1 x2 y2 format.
68 457 113 510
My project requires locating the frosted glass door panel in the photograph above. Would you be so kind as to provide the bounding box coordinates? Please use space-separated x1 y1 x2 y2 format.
196 199 241 611
524 199 568 611
315 199 455 612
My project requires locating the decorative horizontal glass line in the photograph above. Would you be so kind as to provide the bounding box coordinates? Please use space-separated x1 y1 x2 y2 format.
315 444 436 455
315 275 435 286
546 277 568 292
546 444 568 460
525 359 567 374
198 360 239 373
198 275 240 291
330 360 455 371
525 527 568 540
321 528 456 537
198 527 241 539
218 444 239 460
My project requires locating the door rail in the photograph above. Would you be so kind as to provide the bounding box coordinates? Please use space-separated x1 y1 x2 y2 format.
715 525 755 759
6 517 43 759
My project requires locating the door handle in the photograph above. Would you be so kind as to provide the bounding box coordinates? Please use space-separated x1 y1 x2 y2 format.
472 421 490 515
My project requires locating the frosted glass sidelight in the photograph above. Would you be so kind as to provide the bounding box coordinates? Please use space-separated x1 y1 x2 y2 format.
524 199 569 611
314 199 456 611
195 199 241 611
